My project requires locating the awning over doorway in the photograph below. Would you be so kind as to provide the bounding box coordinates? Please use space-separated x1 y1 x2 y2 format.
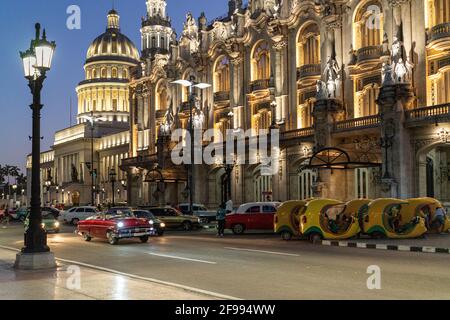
302 147 382 170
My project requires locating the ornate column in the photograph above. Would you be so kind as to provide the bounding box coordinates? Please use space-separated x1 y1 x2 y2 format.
377 82 415 198
272 37 288 124
230 54 244 130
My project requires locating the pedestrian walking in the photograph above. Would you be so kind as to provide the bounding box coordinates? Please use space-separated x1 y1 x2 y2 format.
1 205 10 228
216 202 227 237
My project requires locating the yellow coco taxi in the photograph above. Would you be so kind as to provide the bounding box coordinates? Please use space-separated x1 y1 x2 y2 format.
403 198 450 234
299 199 364 242
359 198 427 239
274 200 309 240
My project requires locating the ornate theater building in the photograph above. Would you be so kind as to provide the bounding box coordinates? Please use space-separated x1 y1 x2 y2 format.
29 0 450 209
122 0 450 209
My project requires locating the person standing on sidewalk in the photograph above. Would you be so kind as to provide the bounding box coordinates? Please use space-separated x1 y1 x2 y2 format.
216 203 227 237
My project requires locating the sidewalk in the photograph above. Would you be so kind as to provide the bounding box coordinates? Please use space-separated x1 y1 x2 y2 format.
320 233 450 254
0 248 218 300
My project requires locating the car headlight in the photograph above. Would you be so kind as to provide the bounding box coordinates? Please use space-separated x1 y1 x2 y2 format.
160 222 166 228
41 223 45 229
149 219 154 225
54 221 60 228
117 222 124 228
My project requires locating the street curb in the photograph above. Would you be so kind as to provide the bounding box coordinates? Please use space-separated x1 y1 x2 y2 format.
320 240 450 255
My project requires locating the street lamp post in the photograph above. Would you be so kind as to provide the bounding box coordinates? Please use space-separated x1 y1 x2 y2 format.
80 112 106 206
12 184 18 205
44 180 51 205
109 168 117 207
171 76 211 215
16 23 56 269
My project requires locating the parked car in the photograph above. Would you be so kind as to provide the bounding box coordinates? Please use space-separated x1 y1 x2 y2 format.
77 211 155 245
225 202 281 234
178 203 216 223
10 207 28 221
25 210 60 233
133 209 166 236
143 207 201 231
42 207 60 219
60 206 99 225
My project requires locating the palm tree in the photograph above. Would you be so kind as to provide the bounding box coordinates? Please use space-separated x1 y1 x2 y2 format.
2 165 20 197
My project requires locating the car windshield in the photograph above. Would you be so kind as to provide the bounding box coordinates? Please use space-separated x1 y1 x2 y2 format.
106 211 134 220
42 212 55 219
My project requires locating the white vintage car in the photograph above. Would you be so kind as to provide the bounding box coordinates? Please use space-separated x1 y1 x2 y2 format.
59 206 99 225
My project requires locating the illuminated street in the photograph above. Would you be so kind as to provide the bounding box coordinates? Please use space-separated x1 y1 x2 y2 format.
1 224 449 300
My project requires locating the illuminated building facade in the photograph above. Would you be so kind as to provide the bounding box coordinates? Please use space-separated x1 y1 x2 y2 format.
122 0 450 208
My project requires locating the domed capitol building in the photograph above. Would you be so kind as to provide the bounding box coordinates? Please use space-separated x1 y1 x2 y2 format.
29 0 450 208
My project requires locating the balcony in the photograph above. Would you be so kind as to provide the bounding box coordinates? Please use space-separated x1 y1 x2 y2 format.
214 91 230 103
334 115 381 132
281 127 314 140
428 22 450 50
297 64 321 81
356 46 382 64
405 103 450 127
249 79 270 93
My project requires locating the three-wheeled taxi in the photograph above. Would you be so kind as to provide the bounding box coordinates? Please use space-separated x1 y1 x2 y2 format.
402 198 450 233
299 199 364 242
359 198 427 239
274 200 309 240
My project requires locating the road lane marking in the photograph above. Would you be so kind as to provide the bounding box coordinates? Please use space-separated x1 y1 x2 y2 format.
224 247 300 257
0 245 238 300
147 252 217 264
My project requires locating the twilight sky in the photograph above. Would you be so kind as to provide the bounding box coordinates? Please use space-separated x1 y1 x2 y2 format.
0 0 230 171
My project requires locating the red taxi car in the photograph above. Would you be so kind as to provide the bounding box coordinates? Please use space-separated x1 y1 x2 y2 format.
225 202 281 234
77 210 155 245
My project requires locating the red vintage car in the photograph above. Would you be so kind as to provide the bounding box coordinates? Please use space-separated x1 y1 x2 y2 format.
225 202 281 234
77 210 155 245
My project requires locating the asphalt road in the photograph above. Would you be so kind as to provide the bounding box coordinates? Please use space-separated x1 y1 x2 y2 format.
1 223 449 300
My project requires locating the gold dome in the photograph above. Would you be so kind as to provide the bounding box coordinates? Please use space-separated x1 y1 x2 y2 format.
86 10 140 63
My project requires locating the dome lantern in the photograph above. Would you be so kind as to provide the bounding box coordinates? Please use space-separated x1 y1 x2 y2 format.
107 9 120 30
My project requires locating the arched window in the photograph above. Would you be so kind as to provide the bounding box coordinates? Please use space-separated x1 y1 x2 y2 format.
353 1 383 49
355 83 380 117
86 70 91 80
355 168 371 199
151 36 156 48
214 56 230 92
297 23 321 66
254 110 272 131
156 82 169 111
298 169 317 200
252 41 271 81
161 36 166 49
297 99 315 128
254 169 273 202
111 68 118 78
123 68 128 79
92 69 97 78
101 68 107 78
